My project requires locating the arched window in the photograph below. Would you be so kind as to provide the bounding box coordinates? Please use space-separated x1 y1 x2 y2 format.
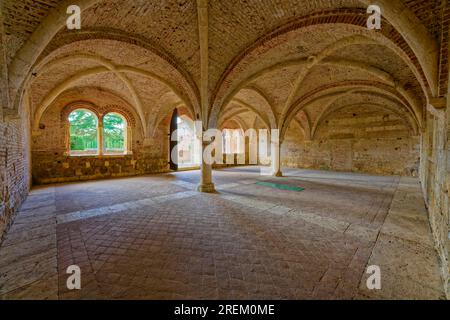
68 109 99 156
103 113 127 155
176 115 201 167
223 129 244 154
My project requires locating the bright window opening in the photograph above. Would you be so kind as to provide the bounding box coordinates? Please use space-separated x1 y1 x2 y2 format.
177 116 201 168
104 113 126 155
69 109 98 156
223 129 244 154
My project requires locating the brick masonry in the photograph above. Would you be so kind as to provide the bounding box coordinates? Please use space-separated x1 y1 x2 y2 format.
31 89 170 185
0 0 449 298
0 115 31 244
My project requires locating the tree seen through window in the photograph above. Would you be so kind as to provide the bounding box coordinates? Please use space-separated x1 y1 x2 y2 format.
104 113 126 154
69 109 98 155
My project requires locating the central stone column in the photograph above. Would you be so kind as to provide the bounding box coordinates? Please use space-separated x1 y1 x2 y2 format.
198 140 216 193
271 139 282 177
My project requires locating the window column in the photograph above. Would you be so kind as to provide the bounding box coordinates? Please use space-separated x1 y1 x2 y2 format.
98 116 104 156
63 122 70 156
126 125 133 155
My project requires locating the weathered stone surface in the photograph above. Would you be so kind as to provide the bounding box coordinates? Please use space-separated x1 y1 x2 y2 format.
0 168 445 299
282 107 420 176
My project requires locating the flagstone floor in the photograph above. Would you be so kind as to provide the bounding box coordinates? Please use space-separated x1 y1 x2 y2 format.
0 167 446 299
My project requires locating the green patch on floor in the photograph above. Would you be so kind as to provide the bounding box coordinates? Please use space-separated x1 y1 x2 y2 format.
256 181 305 192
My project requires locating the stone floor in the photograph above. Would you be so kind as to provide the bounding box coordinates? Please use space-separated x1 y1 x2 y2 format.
0 167 446 299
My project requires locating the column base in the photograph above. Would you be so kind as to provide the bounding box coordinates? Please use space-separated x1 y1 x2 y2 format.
197 183 216 193
272 171 283 177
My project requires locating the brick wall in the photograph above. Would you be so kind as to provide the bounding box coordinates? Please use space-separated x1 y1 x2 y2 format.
0 112 31 243
32 98 170 185
0 5 30 242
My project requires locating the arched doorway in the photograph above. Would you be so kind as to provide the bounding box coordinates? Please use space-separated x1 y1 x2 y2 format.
169 109 201 170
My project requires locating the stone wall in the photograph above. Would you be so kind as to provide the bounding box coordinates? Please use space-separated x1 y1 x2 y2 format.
282 137 420 176
32 153 169 185
420 107 450 298
282 107 420 176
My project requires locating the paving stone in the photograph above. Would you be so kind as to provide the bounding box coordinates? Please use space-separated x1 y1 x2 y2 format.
0 168 445 299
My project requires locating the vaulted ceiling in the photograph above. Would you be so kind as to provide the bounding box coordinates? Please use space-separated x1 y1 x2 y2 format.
1 0 447 139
